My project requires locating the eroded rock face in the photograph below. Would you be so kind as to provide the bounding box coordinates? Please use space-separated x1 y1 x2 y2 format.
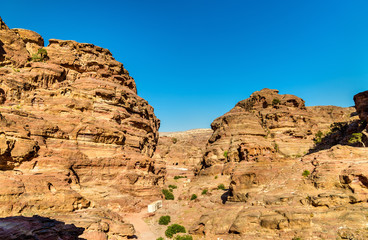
154 129 212 177
0 17 163 239
200 88 355 175
184 89 368 239
0 215 84 240
0 17 9 30
354 90 368 122
188 145 368 240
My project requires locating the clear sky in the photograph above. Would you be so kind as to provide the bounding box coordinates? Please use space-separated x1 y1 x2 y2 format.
2 1 368 132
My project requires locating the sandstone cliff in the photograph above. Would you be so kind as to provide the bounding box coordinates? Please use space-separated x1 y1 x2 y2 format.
184 89 368 239
0 17 164 239
200 88 356 175
154 129 212 177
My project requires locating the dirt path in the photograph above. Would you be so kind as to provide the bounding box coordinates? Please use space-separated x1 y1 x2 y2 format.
124 209 157 240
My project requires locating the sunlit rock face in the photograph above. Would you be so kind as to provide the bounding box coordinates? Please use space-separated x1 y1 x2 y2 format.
187 89 368 240
200 88 355 175
0 17 164 239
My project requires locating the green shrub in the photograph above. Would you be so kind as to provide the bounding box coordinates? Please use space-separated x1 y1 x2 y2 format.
223 150 228 158
174 235 193 240
169 185 177 189
201 189 208 195
313 130 323 144
273 143 279 152
157 237 164 240
190 194 197 200
31 48 48 62
162 189 174 200
159 215 171 225
165 224 186 238
174 176 187 180
302 170 310 177
214 175 218 179
217 184 225 190
349 133 365 147
172 137 178 144
272 98 281 106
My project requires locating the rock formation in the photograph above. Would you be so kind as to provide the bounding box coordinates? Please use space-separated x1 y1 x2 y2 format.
0 215 84 240
154 129 212 177
354 90 368 122
184 89 368 239
0 17 164 239
200 88 356 175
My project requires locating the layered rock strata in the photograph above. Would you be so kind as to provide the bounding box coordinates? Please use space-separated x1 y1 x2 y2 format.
154 129 212 177
200 88 356 175
188 89 368 239
0 17 164 239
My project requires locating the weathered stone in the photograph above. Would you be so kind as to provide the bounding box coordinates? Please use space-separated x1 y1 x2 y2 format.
0 17 164 239
200 88 356 175
354 90 368 122
0 215 84 240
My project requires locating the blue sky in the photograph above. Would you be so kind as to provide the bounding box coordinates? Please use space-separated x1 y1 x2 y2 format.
2 1 368 131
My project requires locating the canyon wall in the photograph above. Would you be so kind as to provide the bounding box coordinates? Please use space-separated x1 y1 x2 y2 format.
0 17 164 239
187 88 368 239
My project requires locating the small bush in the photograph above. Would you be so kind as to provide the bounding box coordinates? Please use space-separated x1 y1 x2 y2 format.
214 175 218 179
217 184 225 190
302 170 310 177
165 224 186 238
201 189 208 195
174 235 193 240
349 133 365 147
172 137 178 144
174 176 187 180
159 215 171 225
162 189 174 200
273 143 279 152
223 150 228 158
313 130 323 144
157 238 164 240
190 194 197 200
169 185 177 189
31 48 48 62
272 98 281 106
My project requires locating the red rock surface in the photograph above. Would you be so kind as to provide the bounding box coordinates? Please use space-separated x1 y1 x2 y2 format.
354 90 368 122
200 88 356 175
0 17 164 239
154 128 212 177
181 89 368 239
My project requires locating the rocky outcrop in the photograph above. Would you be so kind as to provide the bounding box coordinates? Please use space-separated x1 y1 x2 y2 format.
0 17 9 30
0 215 84 240
0 17 164 239
200 88 356 175
154 129 212 176
354 90 368 122
189 144 368 239
185 89 368 239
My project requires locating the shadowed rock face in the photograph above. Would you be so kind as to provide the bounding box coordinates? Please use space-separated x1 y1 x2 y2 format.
200 88 356 175
354 90 368 122
0 215 84 240
0 17 164 239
